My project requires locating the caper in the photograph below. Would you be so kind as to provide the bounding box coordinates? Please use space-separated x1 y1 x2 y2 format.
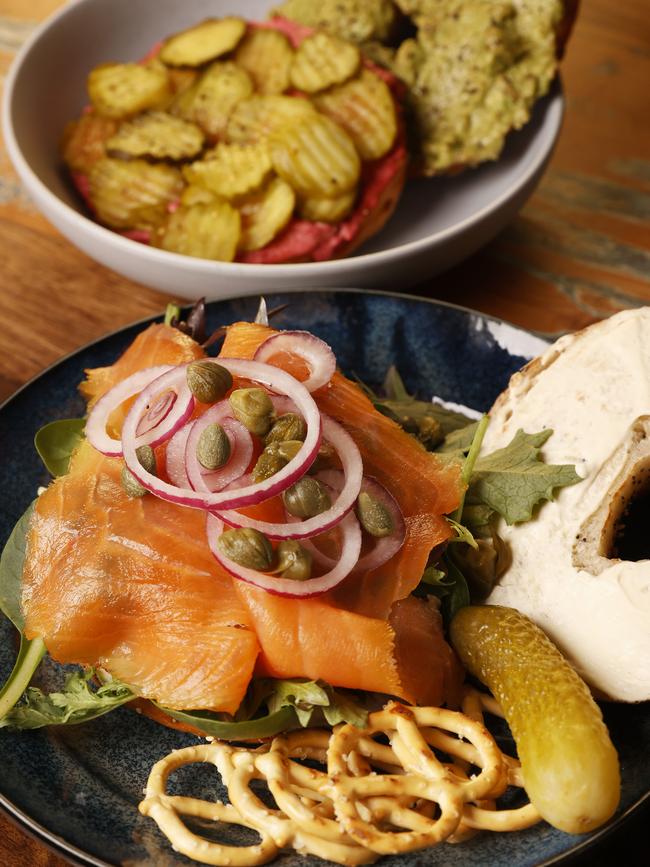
252 440 304 482
253 445 287 483
186 361 233 404
121 444 157 498
275 540 312 581
229 387 274 436
282 477 331 519
216 528 275 571
197 423 231 470
418 415 443 448
277 440 303 462
356 492 393 538
452 532 512 600
309 441 336 473
265 413 307 445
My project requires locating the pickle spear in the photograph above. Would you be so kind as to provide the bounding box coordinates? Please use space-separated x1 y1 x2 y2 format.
450 605 620 834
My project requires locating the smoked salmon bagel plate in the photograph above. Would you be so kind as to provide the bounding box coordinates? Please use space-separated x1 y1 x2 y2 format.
3 0 564 297
0 291 648 867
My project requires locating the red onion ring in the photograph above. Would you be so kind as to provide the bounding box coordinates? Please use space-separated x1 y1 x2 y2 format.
215 415 363 540
85 365 194 457
351 475 406 571
165 422 193 488
253 331 336 393
121 359 322 511
296 472 406 572
185 404 253 493
135 388 176 437
206 512 362 598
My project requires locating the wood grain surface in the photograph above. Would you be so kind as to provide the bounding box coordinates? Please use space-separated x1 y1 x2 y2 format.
0 1 649 865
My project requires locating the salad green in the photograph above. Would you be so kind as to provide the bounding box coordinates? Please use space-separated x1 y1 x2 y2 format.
34 418 85 478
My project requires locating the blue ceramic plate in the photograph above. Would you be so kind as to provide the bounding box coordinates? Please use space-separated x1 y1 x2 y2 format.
0 290 648 866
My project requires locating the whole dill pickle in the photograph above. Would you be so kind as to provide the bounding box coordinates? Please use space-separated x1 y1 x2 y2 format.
450 605 620 834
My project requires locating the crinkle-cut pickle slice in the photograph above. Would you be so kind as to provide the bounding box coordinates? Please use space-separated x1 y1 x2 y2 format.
88 157 183 230
289 31 360 94
88 63 170 119
450 605 620 834
237 177 296 252
225 94 317 146
159 17 246 67
106 112 205 161
61 113 118 174
314 68 398 161
183 142 272 200
180 185 217 207
155 201 241 262
234 28 294 95
172 61 254 139
298 188 357 223
269 114 360 198
167 66 199 98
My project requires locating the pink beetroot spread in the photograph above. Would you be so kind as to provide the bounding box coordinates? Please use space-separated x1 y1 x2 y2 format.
239 139 406 263
72 17 407 264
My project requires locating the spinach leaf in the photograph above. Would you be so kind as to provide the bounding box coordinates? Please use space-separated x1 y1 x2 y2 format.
0 669 134 730
0 635 46 722
34 418 85 477
0 501 35 630
157 705 298 740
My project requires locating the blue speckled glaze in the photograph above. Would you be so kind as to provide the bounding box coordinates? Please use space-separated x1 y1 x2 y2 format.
0 291 647 866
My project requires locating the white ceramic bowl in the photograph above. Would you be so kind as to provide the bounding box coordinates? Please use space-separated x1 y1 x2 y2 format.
3 0 564 299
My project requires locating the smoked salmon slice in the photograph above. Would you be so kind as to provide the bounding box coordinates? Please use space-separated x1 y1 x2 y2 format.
81 322 203 406
219 322 463 705
22 319 463 714
23 440 259 712
220 322 463 618
24 326 258 713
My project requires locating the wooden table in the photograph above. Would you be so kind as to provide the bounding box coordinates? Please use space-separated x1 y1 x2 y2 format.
0 0 648 864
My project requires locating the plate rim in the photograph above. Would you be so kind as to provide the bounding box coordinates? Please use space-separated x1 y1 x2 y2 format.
1 287 647 867
3 0 564 277
0 286 547 418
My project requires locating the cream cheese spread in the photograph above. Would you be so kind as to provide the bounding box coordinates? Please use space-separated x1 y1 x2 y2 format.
484 307 650 702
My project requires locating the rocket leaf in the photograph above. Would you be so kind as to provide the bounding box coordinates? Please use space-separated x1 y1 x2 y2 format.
467 429 582 525
0 669 134 730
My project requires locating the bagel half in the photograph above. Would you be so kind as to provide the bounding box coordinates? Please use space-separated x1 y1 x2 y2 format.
483 307 650 703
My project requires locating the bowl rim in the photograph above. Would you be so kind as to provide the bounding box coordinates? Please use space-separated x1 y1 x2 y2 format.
2 0 564 276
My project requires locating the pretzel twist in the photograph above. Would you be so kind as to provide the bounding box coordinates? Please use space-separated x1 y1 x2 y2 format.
139 692 542 865
138 744 278 866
